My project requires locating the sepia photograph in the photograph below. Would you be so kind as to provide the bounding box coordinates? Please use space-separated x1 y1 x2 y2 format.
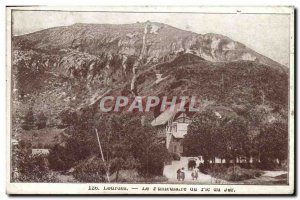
6 6 294 195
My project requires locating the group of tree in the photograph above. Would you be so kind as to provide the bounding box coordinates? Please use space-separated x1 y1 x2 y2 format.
22 108 47 130
48 109 170 182
183 107 288 170
11 141 57 182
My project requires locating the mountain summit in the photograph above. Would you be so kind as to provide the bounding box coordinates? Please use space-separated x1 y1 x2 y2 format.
14 22 285 70
12 22 288 126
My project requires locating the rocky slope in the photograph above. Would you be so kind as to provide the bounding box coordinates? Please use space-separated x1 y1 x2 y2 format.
11 21 288 127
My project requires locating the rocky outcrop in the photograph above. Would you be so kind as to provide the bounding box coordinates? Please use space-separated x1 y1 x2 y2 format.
13 22 286 69
11 21 288 125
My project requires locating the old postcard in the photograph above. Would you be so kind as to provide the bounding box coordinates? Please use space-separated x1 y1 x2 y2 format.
6 6 294 195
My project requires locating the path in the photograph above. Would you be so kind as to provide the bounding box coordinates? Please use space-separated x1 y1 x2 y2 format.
263 170 287 177
163 157 227 184
240 170 288 184
54 172 77 183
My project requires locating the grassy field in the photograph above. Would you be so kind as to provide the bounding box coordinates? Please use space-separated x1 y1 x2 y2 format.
207 165 263 182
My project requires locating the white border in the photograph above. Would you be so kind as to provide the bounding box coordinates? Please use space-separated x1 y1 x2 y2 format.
5 6 295 195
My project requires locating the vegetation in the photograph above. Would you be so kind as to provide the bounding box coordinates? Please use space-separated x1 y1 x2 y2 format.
21 109 48 130
12 23 289 184
36 112 47 129
258 122 288 169
169 152 181 161
11 141 57 182
207 165 263 182
48 110 170 182
21 108 35 130
183 108 288 170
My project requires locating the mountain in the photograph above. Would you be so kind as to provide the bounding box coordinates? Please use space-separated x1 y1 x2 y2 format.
11 21 288 127
14 22 286 69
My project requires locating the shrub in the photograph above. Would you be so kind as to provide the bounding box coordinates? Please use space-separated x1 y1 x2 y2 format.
188 159 197 169
36 112 47 129
208 165 263 182
48 134 92 171
169 152 181 161
134 175 168 183
136 143 170 177
48 145 69 171
22 109 35 130
59 109 78 127
12 146 57 182
72 156 107 182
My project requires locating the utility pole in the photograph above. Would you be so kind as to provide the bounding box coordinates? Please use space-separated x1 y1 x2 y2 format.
221 72 224 86
95 128 110 182
260 90 265 105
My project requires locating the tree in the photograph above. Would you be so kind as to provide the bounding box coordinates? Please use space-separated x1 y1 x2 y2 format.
12 143 57 182
183 109 247 165
258 122 288 169
48 129 95 171
22 108 35 130
48 144 70 171
120 113 169 176
99 112 169 177
109 144 138 181
59 109 78 127
50 110 169 180
183 110 219 164
36 112 47 129
73 156 107 182
220 116 247 164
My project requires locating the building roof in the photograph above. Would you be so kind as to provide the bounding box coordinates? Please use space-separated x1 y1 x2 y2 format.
151 103 185 126
32 149 50 155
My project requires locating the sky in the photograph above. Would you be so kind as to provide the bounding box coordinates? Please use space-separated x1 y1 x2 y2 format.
12 10 291 66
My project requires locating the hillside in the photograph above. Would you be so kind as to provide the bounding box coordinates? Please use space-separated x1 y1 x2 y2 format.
11 21 288 128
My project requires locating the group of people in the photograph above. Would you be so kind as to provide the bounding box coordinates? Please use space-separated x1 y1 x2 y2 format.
176 167 199 181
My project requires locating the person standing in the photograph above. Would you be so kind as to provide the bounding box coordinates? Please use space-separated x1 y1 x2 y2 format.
193 168 199 180
181 167 185 181
191 170 195 180
177 168 182 181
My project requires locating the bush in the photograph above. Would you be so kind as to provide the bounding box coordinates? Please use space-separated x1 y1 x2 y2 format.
169 152 181 161
208 165 263 182
36 112 47 129
137 143 170 177
133 175 168 183
12 146 57 182
59 109 78 127
48 145 69 171
22 109 35 130
72 156 107 182
48 135 92 171
188 159 197 169
110 170 168 183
